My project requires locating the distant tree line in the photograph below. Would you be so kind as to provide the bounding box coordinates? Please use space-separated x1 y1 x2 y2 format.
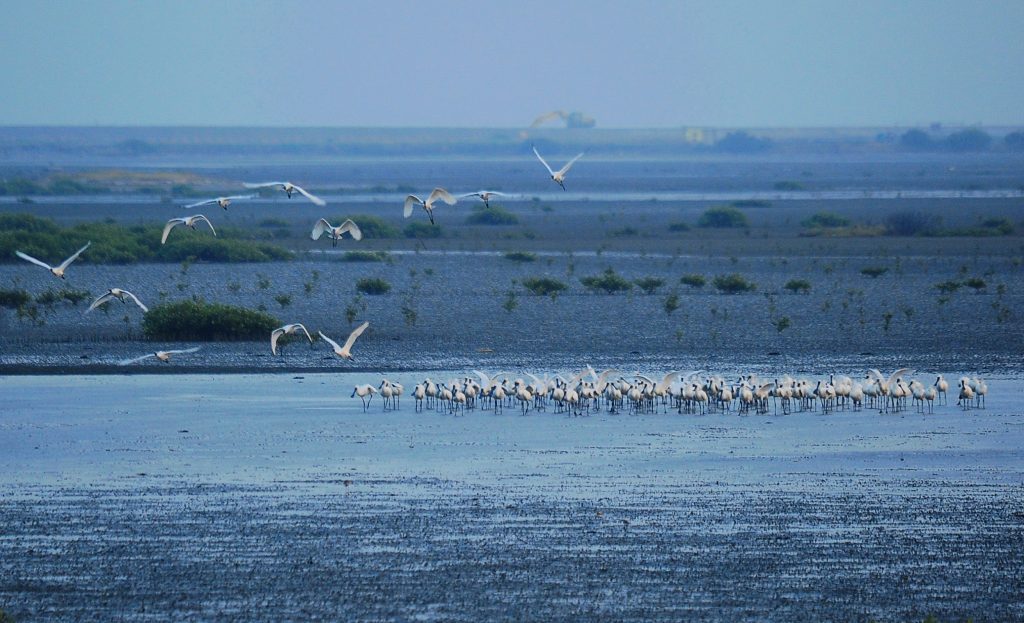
900 128 1024 152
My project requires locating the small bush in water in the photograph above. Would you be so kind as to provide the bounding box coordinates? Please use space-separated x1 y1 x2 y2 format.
356 278 391 295
784 279 812 294
680 274 706 288
712 274 756 294
521 277 567 299
580 268 633 294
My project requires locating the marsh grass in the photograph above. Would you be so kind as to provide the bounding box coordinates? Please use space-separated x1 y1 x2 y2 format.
143 299 279 341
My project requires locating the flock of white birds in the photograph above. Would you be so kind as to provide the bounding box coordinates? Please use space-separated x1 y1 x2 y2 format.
356 369 988 416
11 147 583 366
10 150 991 416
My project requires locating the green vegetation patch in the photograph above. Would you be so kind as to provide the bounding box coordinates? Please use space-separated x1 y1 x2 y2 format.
521 277 568 299
466 205 519 226
680 274 706 288
348 214 400 239
143 299 280 341
403 222 442 239
341 250 390 263
634 277 665 295
698 205 748 229
784 279 812 294
580 268 633 294
0 213 292 264
504 251 537 263
712 274 757 294
801 211 851 229
0 288 31 309
356 277 391 295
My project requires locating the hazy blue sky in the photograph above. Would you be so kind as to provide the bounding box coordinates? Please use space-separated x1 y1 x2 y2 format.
1 0 1021 128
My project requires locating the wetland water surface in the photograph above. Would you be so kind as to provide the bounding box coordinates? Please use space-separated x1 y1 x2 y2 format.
1 373 1022 621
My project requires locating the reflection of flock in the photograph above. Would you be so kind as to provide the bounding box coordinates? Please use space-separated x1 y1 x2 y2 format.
355 369 989 415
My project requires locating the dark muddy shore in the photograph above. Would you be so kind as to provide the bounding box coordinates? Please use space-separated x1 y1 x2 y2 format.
0 374 1022 621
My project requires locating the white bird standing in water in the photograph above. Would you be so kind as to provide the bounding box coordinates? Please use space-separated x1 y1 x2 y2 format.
270 323 314 355
532 145 584 190
119 346 201 365
310 218 362 247
184 195 256 211
459 190 507 209
161 215 216 244
15 242 91 280
244 182 326 206
87 288 148 313
404 188 456 225
319 321 369 361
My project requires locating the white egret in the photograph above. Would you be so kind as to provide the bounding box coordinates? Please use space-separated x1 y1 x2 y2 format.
162 215 216 244
184 195 256 211
532 145 584 190
119 346 201 366
311 218 362 247
87 288 148 313
244 181 326 206
15 242 90 280
403 188 456 225
459 191 507 208
318 321 369 361
270 323 313 355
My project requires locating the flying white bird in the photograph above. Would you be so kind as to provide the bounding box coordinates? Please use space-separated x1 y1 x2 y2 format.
184 195 256 211
403 188 456 224
244 182 325 206
459 190 507 209
87 288 148 313
532 145 584 190
310 218 362 247
161 215 216 244
271 323 314 355
119 346 201 366
318 321 369 361
15 242 91 280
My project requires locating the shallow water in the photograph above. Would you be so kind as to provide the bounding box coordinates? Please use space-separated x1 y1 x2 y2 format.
0 373 1021 621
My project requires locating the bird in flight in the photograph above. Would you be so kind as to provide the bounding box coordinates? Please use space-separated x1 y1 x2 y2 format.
532 145 584 190
87 288 149 313
162 215 216 244
459 191 507 209
311 218 362 247
404 188 456 225
119 347 201 366
15 242 91 280
184 195 256 211
271 323 314 355
319 321 369 361
244 182 326 206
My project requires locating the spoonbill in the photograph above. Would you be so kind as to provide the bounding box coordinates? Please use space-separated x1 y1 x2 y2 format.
244 182 326 206
270 323 313 355
184 195 256 211
87 288 148 313
404 188 456 225
532 145 584 190
351 384 378 411
459 191 507 208
311 218 362 247
318 321 369 361
15 242 90 280
119 346 201 365
162 215 216 244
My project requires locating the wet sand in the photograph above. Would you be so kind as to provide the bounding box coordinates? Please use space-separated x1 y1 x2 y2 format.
1 373 1022 621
